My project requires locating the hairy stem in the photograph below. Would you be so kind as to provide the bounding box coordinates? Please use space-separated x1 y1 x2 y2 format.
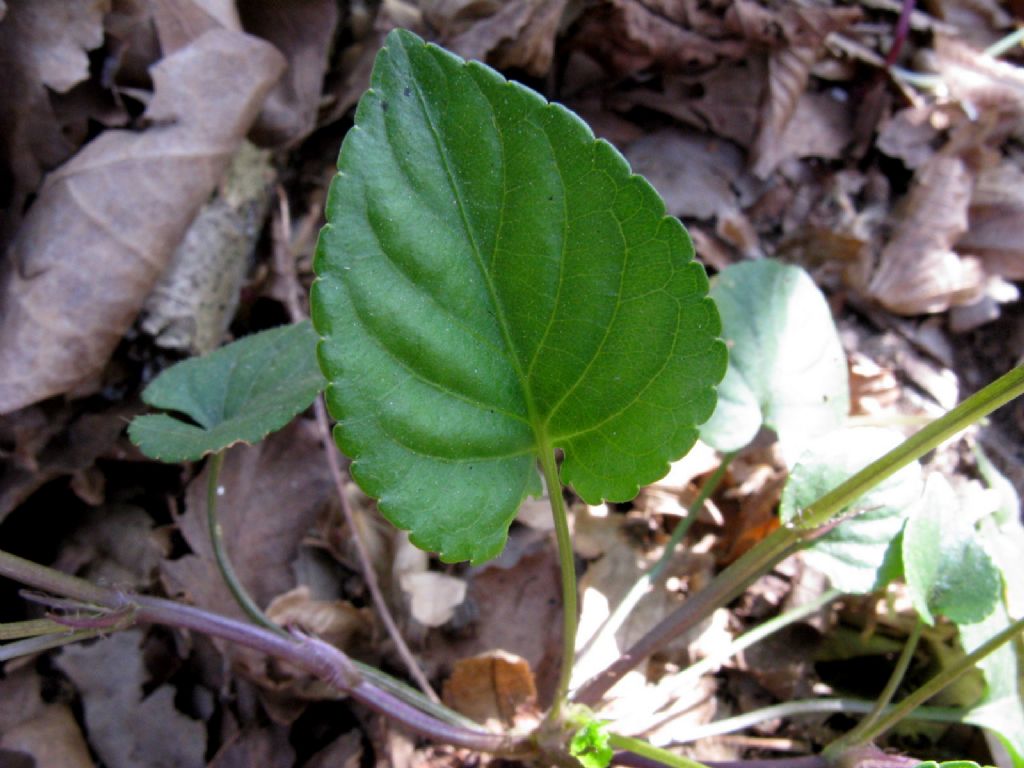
576 364 1024 704
541 438 579 725
826 619 923 755
205 451 287 637
576 453 734 670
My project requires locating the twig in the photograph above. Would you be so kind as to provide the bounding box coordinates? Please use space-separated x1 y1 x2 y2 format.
272 187 441 702
0 548 529 756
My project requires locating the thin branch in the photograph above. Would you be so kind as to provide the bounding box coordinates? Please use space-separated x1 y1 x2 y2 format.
273 187 441 702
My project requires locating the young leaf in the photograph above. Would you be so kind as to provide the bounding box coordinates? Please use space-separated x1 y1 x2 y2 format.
959 604 1024 767
779 428 922 593
699 260 849 465
128 321 324 462
312 29 725 562
903 473 1001 626
569 720 614 768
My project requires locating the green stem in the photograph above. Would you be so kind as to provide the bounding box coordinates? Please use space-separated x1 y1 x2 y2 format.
577 454 734 667
0 618 70 640
984 27 1024 58
797 364 1024 531
826 619 923 755
540 438 579 725
203 452 474 730
824 615 1024 757
205 451 288 637
574 524 802 706
0 628 104 661
677 588 842 685
674 698 970 743
608 732 712 768
576 364 1024 705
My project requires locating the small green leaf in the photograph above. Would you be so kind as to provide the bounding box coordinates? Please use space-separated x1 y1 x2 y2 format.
312 30 725 562
780 428 922 593
903 474 1001 626
699 260 849 464
959 604 1024 767
570 720 614 768
914 761 994 768
129 321 324 462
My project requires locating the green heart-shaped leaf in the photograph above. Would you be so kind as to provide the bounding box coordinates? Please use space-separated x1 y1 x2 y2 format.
700 260 849 464
312 30 725 562
780 428 922 594
903 473 1001 626
129 321 324 462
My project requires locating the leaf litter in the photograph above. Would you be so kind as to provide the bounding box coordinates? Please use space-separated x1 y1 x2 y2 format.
1 1 1024 766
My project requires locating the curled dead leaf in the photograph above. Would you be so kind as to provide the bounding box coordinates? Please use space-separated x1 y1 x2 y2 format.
442 651 539 730
0 29 286 414
958 160 1024 280
867 153 986 314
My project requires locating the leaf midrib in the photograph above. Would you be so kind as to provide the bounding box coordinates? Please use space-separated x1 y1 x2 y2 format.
406 53 547 446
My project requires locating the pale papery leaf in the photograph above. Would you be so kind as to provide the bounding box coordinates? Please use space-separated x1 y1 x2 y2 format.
935 34 1024 140
56 630 206 768
0 29 286 414
239 0 341 146
958 162 1024 280
867 153 986 315
0 0 108 242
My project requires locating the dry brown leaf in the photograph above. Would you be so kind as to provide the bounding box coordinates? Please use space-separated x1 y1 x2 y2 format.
442 651 539 730
0 402 138 523
150 0 234 54
876 105 948 169
400 571 468 628
743 4 859 178
0 0 108 244
0 29 286 414
208 724 295 768
867 152 986 314
573 0 747 77
618 60 766 148
54 504 166 591
624 129 744 221
441 0 569 77
573 523 713 691
957 160 1024 280
56 630 207 768
935 34 1024 140
161 419 333 620
431 529 563 703
0 666 93 768
240 0 341 146
265 585 372 651
305 731 363 768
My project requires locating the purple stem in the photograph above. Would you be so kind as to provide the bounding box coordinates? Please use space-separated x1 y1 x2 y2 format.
884 0 916 67
0 549 531 757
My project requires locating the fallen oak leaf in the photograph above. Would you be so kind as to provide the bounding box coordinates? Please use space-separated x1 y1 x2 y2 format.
0 28 286 414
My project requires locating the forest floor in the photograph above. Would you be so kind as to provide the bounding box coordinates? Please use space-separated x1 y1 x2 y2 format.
1 1 1023 767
